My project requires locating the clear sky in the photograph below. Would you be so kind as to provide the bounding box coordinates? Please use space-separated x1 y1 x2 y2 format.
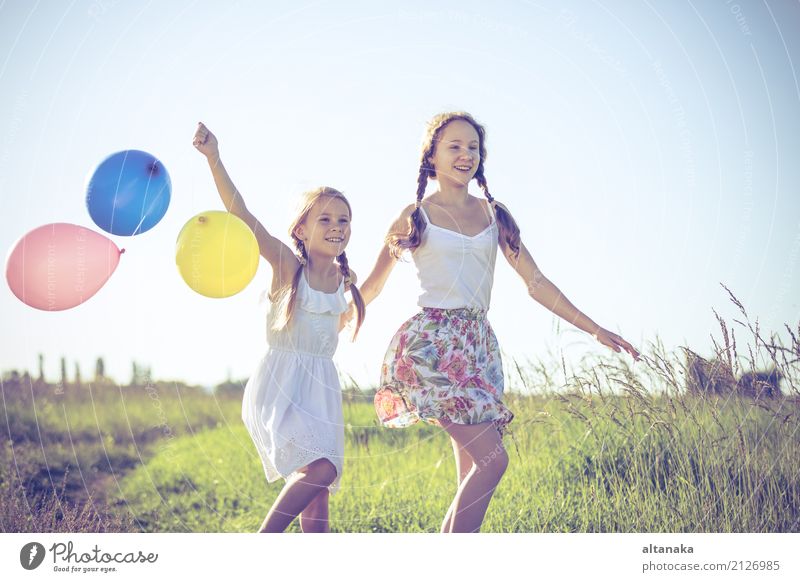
1 0 798 389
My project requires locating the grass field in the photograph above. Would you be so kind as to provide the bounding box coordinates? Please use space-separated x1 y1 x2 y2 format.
110 393 799 533
3 294 799 533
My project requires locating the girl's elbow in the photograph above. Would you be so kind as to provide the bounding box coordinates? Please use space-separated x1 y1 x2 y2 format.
524 272 548 298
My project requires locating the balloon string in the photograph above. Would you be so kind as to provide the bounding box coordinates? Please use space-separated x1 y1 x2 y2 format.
131 189 167 235
132 212 148 235
133 160 157 235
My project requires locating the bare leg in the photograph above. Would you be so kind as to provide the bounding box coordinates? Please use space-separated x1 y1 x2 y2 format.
258 458 337 533
299 489 330 533
440 435 473 532
440 419 509 533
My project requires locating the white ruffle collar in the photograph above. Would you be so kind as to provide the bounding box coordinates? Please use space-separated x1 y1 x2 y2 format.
297 271 348 315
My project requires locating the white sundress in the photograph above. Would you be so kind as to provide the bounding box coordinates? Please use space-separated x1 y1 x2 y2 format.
242 269 348 493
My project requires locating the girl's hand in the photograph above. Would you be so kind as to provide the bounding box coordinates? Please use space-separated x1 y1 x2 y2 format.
593 327 641 361
192 122 219 160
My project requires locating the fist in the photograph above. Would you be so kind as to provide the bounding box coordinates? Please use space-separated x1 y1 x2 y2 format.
192 122 219 159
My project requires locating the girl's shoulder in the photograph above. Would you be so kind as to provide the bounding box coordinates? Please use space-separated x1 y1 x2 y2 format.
387 203 418 232
476 194 513 217
399 202 418 219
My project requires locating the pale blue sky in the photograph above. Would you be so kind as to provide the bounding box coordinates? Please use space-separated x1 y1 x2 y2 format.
1 0 798 389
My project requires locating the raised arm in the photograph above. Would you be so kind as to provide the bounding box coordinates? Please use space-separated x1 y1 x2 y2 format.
192 122 298 289
358 204 416 306
498 203 640 360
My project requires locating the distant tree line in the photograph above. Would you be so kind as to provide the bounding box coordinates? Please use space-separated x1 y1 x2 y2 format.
4 354 150 388
2 355 244 395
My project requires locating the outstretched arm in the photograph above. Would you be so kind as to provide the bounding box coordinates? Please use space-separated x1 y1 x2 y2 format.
192 122 298 290
358 204 415 306
340 205 414 335
498 206 640 360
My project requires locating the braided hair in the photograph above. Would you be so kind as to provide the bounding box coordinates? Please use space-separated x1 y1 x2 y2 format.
386 112 520 259
335 249 365 339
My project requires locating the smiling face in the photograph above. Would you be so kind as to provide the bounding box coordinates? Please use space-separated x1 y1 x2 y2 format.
294 195 352 258
429 119 481 187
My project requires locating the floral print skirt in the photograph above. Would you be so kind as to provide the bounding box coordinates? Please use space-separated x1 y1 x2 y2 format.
374 307 514 437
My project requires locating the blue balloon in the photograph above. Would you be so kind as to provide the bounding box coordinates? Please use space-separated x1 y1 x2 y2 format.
86 150 171 236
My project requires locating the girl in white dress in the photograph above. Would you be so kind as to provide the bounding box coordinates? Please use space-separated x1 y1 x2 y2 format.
193 123 365 533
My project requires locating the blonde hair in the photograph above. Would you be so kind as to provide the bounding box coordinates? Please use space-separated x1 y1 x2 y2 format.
387 111 521 259
272 187 365 338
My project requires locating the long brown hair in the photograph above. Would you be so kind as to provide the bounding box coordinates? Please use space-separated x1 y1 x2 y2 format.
386 111 521 259
272 187 365 338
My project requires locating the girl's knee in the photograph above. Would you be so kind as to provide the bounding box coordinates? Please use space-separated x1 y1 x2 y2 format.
478 446 508 480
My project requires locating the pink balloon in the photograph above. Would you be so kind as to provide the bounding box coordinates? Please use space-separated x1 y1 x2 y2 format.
5 223 124 311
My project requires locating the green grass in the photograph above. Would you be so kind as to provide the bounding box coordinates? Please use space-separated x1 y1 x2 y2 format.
113 394 800 532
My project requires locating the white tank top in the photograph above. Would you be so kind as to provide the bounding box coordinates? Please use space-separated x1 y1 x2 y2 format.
413 204 499 310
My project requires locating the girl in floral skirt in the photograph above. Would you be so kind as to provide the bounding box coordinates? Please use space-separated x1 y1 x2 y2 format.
358 111 640 533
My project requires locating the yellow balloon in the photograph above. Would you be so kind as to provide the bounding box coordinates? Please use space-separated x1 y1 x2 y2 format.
175 211 259 298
